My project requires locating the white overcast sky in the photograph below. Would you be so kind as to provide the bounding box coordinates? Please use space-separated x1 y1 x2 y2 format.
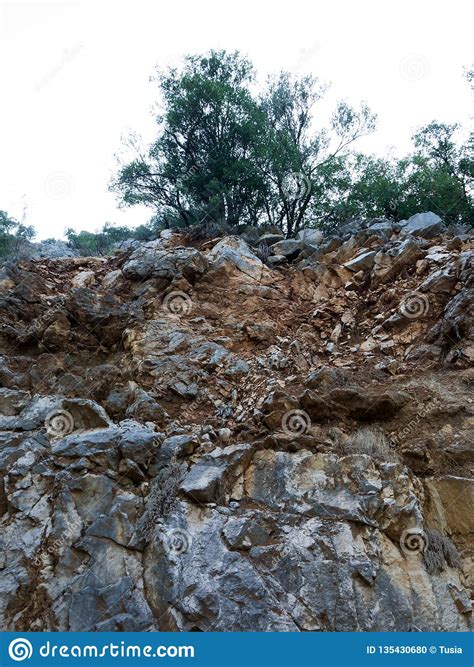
0 0 472 239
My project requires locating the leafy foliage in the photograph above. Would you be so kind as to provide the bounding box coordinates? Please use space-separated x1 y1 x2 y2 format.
112 50 472 233
0 210 36 258
111 50 377 235
65 219 163 256
337 122 473 225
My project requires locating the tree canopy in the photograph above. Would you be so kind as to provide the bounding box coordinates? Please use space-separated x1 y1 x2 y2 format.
111 50 381 235
0 210 35 258
2 52 471 261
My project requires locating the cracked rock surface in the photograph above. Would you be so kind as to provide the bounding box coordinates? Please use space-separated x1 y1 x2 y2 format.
0 217 473 631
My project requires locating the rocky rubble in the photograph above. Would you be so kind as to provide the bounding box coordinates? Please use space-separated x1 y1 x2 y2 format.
0 213 472 631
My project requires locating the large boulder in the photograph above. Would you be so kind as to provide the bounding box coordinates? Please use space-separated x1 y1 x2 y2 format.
207 237 267 280
123 243 208 282
18 240 79 260
400 212 445 239
296 228 324 246
344 250 377 272
270 239 304 260
373 238 425 282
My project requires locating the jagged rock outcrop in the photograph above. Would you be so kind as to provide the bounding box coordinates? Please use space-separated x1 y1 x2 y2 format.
0 215 472 631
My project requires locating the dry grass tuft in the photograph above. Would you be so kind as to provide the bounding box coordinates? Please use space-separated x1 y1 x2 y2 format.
137 461 185 542
343 427 398 462
423 528 462 574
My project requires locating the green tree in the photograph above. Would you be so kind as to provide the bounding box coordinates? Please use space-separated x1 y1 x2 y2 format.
111 50 376 235
0 210 35 258
111 50 270 229
261 71 376 234
406 122 473 223
340 122 473 227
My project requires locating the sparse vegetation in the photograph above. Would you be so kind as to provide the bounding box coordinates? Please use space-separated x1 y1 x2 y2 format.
64 220 163 256
342 427 397 461
0 210 36 259
423 528 462 574
137 461 185 542
111 49 473 234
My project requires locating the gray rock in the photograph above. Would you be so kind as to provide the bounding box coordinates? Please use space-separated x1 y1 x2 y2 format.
319 237 342 254
374 238 425 282
27 240 79 259
400 212 445 239
270 239 304 260
180 443 254 503
296 229 324 246
102 269 122 288
420 265 458 294
118 421 163 468
344 250 377 272
259 233 285 246
126 389 168 423
368 220 395 238
207 237 266 280
0 389 30 416
159 434 198 463
337 219 367 236
0 396 111 432
123 244 208 282
267 254 287 266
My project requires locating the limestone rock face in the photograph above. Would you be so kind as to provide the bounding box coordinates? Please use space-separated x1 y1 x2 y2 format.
0 220 472 631
207 236 268 280
123 242 208 282
400 212 446 239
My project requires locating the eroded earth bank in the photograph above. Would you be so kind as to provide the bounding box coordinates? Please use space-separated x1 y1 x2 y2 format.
0 212 473 631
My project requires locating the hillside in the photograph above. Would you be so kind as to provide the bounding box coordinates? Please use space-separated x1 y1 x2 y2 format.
0 212 472 631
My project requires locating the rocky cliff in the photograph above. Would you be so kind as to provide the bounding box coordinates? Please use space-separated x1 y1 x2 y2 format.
0 212 472 632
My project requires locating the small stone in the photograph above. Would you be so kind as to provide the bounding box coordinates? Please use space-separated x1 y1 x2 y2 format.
218 428 232 441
